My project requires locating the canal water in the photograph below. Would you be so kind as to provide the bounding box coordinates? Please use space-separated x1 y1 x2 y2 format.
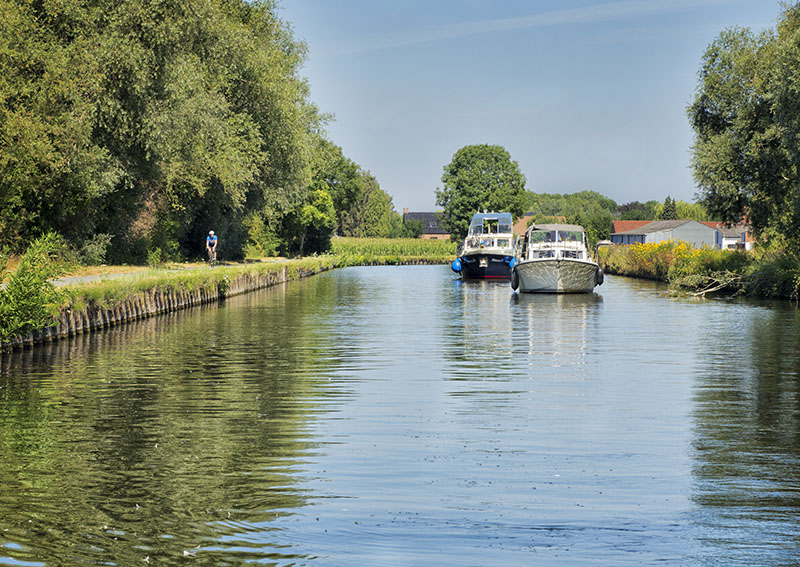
1 265 799 566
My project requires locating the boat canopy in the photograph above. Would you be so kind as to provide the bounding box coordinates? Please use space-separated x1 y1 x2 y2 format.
468 212 513 234
527 223 585 233
525 223 587 244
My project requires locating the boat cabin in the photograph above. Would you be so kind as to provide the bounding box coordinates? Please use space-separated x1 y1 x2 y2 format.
521 224 590 260
462 212 514 252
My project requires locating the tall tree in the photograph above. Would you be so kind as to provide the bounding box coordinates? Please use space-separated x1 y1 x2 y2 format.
616 201 659 220
659 196 678 220
435 144 527 241
0 0 320 260
688 5 800 242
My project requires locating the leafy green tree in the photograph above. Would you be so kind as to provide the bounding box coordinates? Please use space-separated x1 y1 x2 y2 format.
361 178 402 238
282 182 336 256
675 200 709 221
314 139 362 235
0 233 67 342
687 7 798 242
0 0 320 261
524 190 616 245
617 201 658 220
400 219 423 238
436 144 527 240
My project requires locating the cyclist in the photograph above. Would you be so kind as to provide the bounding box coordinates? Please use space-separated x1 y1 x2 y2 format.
206 230 218 263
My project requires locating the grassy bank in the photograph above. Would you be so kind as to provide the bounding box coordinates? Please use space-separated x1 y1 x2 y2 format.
598 241 800 300
2 238 456 346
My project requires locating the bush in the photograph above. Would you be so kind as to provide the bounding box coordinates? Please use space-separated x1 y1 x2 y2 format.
743 247 800 300
0 233 67 342
78 233 114 265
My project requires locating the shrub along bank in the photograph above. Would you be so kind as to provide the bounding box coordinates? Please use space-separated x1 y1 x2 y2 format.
1 237 455 350
598 241 800 300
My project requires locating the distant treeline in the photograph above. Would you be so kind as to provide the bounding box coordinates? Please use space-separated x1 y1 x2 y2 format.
0 0 411 264
522 191 709 245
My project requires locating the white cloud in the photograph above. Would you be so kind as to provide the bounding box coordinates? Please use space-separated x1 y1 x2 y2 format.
321 0 741 56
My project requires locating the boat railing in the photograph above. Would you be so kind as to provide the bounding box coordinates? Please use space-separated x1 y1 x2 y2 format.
525 240 589 260
461 234 515 254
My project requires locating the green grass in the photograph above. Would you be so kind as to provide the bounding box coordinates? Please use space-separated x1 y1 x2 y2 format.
62 242 455 313
63 258 333 309
2 240 459 345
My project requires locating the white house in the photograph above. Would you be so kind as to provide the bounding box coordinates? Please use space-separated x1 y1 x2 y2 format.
717 223 753 250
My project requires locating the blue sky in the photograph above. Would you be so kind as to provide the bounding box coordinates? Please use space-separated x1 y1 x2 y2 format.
278 1 782 211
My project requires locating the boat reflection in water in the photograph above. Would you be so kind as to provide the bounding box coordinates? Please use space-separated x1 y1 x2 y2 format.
510 291 603 365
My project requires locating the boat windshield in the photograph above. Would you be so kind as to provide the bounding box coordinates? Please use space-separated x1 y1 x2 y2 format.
469 216 512 235
558 231 583 242
528 230 583 243
528 230 556 243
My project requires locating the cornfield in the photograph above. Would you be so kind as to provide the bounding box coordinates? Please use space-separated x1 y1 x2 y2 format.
331 237 456 258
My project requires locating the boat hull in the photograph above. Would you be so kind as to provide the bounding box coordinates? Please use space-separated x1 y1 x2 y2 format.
515 258 600 293
459 253 513 279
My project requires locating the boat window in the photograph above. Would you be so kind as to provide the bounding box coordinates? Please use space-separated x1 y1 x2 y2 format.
534 249 555 258
496 238 509 247
529 231 556 243
558 231 583 242
483 219 498 234
498 223 512 233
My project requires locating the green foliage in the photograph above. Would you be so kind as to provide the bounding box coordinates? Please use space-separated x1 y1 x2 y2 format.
527 190 616 246
688 5 800 243
0 233 67 342
310 140 400 238
658 196 678 220
282 184 336 256
77 233 113 265
243 212 280 258
400 219 424 238
146 248 168 268
436 145 527 241
739 245 800 300
675 200 710 221
616 201 658 220
599 240 800 299
331 237 456 258
0 0 321 261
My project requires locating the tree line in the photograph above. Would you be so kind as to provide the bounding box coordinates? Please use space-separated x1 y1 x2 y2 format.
437 4 800 248
0 0 410 264
435 144 710 245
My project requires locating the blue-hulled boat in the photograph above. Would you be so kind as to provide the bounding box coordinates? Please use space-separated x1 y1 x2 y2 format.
451 212 516 279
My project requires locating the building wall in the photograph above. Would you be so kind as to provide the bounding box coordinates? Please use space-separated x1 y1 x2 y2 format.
644 222 717 248
610 233 644 245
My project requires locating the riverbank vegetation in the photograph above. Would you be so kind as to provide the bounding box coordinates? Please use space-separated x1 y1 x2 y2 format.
0 234 454 346
0 0 409 265
598 242 800 300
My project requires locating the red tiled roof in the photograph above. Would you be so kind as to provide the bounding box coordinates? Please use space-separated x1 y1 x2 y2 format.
611 220 650 234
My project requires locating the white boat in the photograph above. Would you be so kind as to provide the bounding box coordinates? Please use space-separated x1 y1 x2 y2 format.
451 212 516 279
511 224 603 293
